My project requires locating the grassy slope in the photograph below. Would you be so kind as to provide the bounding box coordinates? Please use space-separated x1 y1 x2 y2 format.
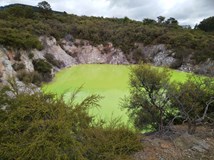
43 64 190 124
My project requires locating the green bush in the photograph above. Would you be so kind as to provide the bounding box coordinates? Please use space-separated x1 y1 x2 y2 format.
171 76 214 134
33 58 52 74
45 53 64 68
32 59 53 82
0 28 42 50
0 83 142 160
12 62 25 71
28 52 34 59
83 123 142 160
122 64 175 132
198 16 214 32
16 70 42 86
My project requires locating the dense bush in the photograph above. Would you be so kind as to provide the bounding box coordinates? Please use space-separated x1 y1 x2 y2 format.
83 123 141 160
45 53 64 68
0 83 142 160
12 62 25 71
33 58 52 74
32 58 53 82
198 16 214 32
0 28 42 50
17 70 42 86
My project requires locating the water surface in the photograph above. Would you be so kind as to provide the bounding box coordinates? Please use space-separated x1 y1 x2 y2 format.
43 64 189 124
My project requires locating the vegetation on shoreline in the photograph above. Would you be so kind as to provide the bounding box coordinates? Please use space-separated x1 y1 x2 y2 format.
123 64 214 134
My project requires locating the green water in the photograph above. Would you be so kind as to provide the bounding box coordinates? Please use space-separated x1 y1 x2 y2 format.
43 64 189 124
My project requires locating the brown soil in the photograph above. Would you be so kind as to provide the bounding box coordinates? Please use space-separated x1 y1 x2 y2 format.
134 125 214 160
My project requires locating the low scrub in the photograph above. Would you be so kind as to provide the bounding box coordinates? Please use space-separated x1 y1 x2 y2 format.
33 59 53 82
83 122 142 160
17 70 42 86
12 62 25 71
45 53 65 68
0 83 142 160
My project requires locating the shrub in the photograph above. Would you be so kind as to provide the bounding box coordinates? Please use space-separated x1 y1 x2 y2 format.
0 28 42 50
198 16 214 32
28 52 34 59
0 83 142 160
12 63 25 71
83 122 142 160
169 59 182 69
44 53 64 68
33 58 52 74
122 64 176 132
132 48 145 63
171 76 214 134
16 70 42 86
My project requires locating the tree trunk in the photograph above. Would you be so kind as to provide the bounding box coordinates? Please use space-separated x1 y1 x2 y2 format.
188 121 196 134
159 110 163 134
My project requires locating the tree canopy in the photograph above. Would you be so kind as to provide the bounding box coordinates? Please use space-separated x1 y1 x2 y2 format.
38 1 52 10
198 16 214 32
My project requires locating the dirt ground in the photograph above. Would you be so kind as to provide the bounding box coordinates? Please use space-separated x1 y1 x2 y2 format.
134 125 214 160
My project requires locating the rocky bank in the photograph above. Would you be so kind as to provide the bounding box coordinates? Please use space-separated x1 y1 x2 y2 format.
0 36 129 84
0 36 213 84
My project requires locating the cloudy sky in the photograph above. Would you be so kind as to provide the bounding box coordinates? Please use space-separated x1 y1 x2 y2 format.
1 0 214 26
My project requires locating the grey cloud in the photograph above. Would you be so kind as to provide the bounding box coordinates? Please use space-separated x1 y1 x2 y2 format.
106 0 214 26
108 0 152 8
0 0 214 26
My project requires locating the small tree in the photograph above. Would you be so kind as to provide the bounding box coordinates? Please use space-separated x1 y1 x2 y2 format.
37 1 52 18
171 76 214 134
157 16 165 24
165 17 178 26
198 16 214 32
142 18 157 25
122 64 175 132
32 59 52 82
38 1 52 10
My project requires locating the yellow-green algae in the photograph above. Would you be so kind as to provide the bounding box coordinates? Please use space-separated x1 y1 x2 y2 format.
43 64 190 124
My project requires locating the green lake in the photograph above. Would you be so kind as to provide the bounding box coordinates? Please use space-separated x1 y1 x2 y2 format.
43 64 189 125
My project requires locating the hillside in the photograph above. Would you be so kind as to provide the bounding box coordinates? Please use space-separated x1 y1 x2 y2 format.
0 3 213 79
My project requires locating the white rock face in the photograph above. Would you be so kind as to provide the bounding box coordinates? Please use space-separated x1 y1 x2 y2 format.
153 52 177 67
194 59 214 76
109 51 129 64
0 36 129 83
1 35 213 84
0 48 15 80
20 52 34 72
144 44 175 65
40 36 77 67
32 49 45 60
62 43 78 57
78 46 107 64
62 39 129 64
